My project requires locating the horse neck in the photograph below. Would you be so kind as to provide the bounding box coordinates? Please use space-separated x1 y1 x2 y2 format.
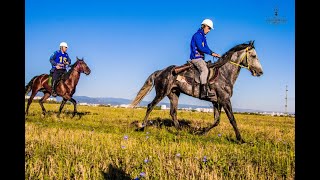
65 68 81 88
217 57 241 86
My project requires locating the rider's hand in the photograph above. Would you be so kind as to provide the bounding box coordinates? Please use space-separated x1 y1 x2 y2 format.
56 64 63 69
212 52 221 58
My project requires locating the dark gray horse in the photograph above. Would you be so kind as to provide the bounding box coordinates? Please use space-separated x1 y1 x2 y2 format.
129 41 263 143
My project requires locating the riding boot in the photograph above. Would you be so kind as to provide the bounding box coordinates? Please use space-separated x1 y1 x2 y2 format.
200 84 208 99
51 80 57 97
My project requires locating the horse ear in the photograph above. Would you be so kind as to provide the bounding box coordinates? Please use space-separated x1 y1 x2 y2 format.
250 40 255 46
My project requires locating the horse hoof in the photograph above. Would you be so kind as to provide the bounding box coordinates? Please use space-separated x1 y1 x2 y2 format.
199 131 207 135
135 127 145 131
136 122 144 128
198 127 209 135
192 128 206 135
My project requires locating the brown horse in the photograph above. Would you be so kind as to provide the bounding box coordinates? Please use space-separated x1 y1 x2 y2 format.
25 57 91 117
129 41 263 143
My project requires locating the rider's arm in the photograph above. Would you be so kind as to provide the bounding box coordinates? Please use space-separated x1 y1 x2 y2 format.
49 51 58 66
66 55 71 65
194 33 213 55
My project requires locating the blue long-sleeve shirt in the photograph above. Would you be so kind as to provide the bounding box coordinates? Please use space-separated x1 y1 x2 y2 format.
190 28 214 60
49 50 71 71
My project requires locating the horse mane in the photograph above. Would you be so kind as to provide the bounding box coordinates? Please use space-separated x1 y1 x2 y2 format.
210 41 254 68
221 41 254 60
62 58 83 80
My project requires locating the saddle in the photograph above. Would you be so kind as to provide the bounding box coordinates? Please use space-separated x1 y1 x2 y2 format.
174 60 219 84
174 60 220 97
48 74 53 86
47 72 66 87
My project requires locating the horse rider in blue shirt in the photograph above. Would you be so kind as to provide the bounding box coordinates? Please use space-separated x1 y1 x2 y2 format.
190 19 221 99
49 42 71 97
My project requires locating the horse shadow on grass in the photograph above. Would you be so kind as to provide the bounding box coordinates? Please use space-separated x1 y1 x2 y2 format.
25 110 92 119
131 118 207 135
46 110 91 119
100 164 131 180
130 118 248 144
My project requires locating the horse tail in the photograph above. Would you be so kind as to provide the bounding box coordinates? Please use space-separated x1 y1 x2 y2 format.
129 70 161 108
25 75 38 95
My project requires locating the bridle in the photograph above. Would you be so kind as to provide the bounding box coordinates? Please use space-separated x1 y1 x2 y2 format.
73 61 84 73
229 47 251 70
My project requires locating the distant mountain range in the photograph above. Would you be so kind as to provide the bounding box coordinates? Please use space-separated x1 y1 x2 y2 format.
48 95 271 113
57 95 211 109
28 92 289 113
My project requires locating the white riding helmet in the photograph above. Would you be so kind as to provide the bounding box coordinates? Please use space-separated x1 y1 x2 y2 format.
201 19 214 30
59 42 68 48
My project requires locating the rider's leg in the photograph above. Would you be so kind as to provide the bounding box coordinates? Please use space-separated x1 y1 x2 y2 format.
51 70 59 97
191 58 209 99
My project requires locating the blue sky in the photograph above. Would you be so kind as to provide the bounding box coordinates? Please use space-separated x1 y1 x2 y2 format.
25 0 295 113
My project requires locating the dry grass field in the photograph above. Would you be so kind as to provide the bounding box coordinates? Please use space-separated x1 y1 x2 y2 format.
25 102 295 179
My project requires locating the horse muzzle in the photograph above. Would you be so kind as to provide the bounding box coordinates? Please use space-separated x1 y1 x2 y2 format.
251 69 263 77
84 69 91 75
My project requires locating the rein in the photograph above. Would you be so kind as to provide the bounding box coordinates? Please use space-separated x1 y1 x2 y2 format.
229 47 250 70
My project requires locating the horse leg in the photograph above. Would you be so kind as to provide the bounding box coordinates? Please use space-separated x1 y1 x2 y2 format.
142 94 166 128
223 100 245 143
57 98 68 118
38 92 51 116
69 98 78 117
200 102 222 134
167 91 181 129
25 89 39 115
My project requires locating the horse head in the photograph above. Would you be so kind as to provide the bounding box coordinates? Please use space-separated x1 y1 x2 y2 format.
233 40 263 77
74 57 91 75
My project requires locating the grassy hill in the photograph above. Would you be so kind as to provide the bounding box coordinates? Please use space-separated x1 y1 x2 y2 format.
25 103 295 179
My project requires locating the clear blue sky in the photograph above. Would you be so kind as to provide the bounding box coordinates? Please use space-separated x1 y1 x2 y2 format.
25 0 295 113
